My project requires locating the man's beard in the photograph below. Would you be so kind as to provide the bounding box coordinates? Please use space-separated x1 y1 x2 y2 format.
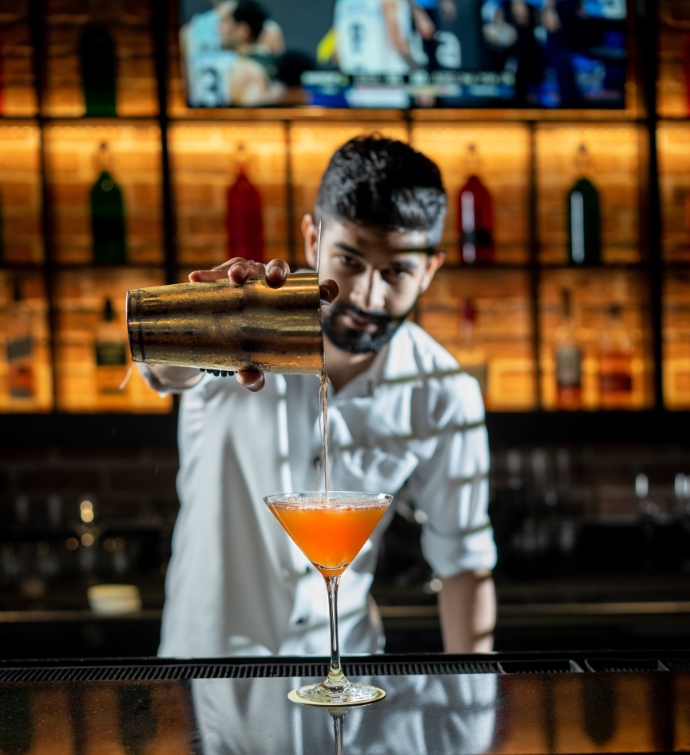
322 302 411 355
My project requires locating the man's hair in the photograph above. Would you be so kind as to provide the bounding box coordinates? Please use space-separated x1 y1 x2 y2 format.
315 134 447 248
232 0 268 42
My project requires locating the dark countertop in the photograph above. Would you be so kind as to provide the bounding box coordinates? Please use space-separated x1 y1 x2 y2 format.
0 651 688 754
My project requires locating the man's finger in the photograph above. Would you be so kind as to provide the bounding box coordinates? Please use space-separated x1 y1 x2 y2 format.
189 269 229 282
319 279 339 303
189 258 246 282
229 260 263 284
237 369 265 392
265 259 290 286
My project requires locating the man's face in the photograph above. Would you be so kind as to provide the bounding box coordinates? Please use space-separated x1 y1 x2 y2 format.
304 217 444 355
218 2 243 49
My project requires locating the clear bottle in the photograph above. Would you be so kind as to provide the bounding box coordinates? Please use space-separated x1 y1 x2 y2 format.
7 278 35 399
91 143 126 264
456 299 489 401
554 288 583 409
95 298 128 400
457 145 495 264
598 304 633 408
567 145 601 265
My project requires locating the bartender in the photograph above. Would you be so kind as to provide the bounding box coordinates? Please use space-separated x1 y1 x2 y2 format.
139 135 496 658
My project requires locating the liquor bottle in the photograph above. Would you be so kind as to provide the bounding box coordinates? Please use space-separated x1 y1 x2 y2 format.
91 143 126 264
553 289 582 409
457 145 495 264
567 145 601 265
94 298 128 398
598 304 633 408
682 35 690 118
79 24 117 116
0 32 4 117
226 146 265 262
0 189 4 263
6 279 35 399
456 299 489 400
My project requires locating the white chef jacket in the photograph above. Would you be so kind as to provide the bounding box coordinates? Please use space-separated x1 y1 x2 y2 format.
158 321 496 658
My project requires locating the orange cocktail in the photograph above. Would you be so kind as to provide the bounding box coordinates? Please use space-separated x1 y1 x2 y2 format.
264 491 393 707
267 501 389 576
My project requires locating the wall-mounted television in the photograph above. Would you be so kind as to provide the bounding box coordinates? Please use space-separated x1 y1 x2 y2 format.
178 0 628 109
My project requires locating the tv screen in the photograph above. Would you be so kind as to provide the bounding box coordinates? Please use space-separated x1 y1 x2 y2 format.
178 0 627 109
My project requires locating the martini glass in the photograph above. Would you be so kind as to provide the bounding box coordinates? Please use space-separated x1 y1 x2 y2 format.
264 491 393 706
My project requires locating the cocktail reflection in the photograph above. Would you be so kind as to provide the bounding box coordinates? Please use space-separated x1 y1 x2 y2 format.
190 673 497 754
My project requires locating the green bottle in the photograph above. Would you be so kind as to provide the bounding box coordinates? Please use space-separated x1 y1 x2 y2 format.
91 143 126 264
79 23 117 116
567 145 601 265
95 298 128 397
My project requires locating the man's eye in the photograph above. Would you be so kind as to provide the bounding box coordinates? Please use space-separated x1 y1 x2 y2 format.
337 255 359 268
388 267 412 279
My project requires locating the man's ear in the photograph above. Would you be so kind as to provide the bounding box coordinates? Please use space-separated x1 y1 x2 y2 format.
419 250 445 294
302 214 318 268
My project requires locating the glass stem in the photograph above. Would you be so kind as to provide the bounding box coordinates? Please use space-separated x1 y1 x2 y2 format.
331 710 345 755
324 576 346 689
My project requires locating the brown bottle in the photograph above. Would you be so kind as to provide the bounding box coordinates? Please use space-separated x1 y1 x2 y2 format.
7 279 35 399
598 304 633 408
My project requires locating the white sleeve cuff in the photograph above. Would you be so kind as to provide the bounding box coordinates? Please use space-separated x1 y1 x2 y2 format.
421 520 497 578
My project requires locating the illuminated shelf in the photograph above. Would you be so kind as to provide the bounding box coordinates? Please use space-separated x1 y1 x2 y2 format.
165 108 646 125
47 263 167 270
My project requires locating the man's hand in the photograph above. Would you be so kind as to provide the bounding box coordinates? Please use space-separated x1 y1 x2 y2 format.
188 258 338 393
189 258 291 392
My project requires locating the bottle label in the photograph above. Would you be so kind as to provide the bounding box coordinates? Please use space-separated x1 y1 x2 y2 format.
600 372 632 393
9 365 34 398
7 337 32 362
556 346 582 388
95 342 126 366
570 191 585 264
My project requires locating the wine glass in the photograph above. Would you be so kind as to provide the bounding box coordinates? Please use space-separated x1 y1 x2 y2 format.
264 491 393 706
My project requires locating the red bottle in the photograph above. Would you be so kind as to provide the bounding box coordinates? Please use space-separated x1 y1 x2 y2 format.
226 154 265 262
457 146 495 264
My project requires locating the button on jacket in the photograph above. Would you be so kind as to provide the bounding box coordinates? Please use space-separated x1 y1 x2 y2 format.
158 322 496 658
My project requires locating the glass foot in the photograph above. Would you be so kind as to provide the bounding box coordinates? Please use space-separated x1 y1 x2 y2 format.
288 681 386 707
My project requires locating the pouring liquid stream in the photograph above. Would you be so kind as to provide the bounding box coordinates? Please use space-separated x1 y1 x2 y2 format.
319 366 330 504
316 218 331 505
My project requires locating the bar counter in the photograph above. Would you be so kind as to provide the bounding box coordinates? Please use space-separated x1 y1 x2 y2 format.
1 650 688 753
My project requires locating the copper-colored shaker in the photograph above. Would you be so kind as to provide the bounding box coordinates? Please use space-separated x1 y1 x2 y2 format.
126 272 324 374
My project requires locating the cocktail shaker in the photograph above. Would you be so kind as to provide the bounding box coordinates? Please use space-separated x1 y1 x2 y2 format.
126 271 325 375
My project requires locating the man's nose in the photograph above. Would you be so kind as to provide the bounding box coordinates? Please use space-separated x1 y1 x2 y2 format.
352 269 386 312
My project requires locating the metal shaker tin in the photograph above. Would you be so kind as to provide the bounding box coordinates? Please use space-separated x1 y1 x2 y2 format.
126 271 323 375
